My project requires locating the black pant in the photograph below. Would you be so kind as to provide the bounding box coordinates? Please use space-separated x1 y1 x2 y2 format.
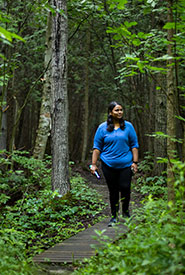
101 161 132 218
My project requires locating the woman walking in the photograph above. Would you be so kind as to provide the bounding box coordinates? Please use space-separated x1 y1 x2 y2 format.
90 101 139 226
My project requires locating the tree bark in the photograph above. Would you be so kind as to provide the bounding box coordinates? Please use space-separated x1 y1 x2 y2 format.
51 0 70 195
0 86 7 150
33 12 52 160
154 74 167 175
166 0 176 203
81 29 90 163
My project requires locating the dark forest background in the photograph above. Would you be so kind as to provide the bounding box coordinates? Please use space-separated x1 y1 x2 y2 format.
1 0 184 172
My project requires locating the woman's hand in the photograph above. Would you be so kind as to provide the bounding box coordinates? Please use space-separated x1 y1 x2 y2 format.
90 164 99 175
131 163 138 174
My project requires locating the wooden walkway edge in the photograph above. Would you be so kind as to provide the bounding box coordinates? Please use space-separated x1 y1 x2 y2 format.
33 217 127 263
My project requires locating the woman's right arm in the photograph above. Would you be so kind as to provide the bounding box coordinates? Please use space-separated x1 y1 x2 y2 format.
90 149 100 174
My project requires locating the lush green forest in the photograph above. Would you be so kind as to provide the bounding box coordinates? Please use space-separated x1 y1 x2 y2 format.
0 0 184 274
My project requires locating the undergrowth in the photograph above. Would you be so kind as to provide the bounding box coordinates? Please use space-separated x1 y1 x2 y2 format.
74 197 185 275
0 150 106 274
134 152 167 197
74 156 185 275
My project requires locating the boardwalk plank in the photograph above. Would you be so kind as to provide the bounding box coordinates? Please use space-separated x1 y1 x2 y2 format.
33 217 127 263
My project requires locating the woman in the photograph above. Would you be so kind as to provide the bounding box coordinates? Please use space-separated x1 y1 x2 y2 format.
90 101 139 227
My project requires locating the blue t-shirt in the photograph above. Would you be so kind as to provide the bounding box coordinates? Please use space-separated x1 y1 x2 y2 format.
93 121 139 169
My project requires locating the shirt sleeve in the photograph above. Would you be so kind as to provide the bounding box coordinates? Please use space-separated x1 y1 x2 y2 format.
128 123 139 149
93 125 104 152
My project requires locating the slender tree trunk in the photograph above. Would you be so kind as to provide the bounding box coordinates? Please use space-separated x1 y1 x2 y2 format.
0 85 7 150
9 94 18 152
81 29 90 163
154 74 167 175
166 0 176 203
51 0 70 195
33 12 52 159
148 78 155 155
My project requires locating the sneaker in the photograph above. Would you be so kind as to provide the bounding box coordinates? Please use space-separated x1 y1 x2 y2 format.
122 211 130 218
108 217 117 227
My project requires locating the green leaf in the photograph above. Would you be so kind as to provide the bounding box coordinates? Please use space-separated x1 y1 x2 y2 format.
137 62 145 72
0 53 6 60
132 39 141 46
137 32 146 39
163 22 175 29
175 115 185 122
124 21 137 28
10 32 25 42
0 26 12 41
125 54 139 61
117 0 128 9
0 14 10 23
0 26 25 42
146 65 167 71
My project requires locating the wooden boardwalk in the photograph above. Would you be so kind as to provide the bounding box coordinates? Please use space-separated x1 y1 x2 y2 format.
33 217 127 263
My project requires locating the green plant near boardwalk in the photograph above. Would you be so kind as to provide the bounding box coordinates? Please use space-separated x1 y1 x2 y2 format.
132 152 167 197
74 158 185 275
136 175 167 197
0 151 106 273
75 198 185 275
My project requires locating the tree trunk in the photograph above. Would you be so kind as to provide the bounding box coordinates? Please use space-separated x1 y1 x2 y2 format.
81 29 90 163
33 12 52 159
0 87 7 150
51 0 70 196
166 0 176 203
154 74 167 175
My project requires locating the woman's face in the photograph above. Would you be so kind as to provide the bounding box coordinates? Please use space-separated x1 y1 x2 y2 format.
110 104 123 120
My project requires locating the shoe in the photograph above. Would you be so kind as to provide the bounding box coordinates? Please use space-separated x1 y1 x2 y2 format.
108 217 117 227
122 211 130 218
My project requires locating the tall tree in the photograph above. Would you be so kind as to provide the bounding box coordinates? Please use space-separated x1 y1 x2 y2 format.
166 0 176 202
81 28 90 163
51 0 70 195
33 12 52 160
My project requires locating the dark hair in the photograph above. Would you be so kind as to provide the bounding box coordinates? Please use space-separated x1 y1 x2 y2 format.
107 101 125 132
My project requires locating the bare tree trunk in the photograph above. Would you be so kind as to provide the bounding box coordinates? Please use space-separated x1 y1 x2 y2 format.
154 74 167 175
166 0 176 203
51 0 70 196
33 12 52 159
9 94 18 152
81 29 90 163
0 86 7 150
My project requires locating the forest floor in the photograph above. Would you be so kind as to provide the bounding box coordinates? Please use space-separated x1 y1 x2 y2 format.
39 163 143 274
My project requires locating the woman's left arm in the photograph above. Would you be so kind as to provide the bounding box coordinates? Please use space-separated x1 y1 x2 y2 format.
131 147 139 173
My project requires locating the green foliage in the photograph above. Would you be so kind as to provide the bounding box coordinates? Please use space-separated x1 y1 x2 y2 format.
0 11 25 44
74 156 185 275
133 152 167 197
0 150 51 206
136 175 167 197
137 152 154 174
158 157 185 205
0 232 38 275
74 199 185 275
0 151 106 273
172 159 185 203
